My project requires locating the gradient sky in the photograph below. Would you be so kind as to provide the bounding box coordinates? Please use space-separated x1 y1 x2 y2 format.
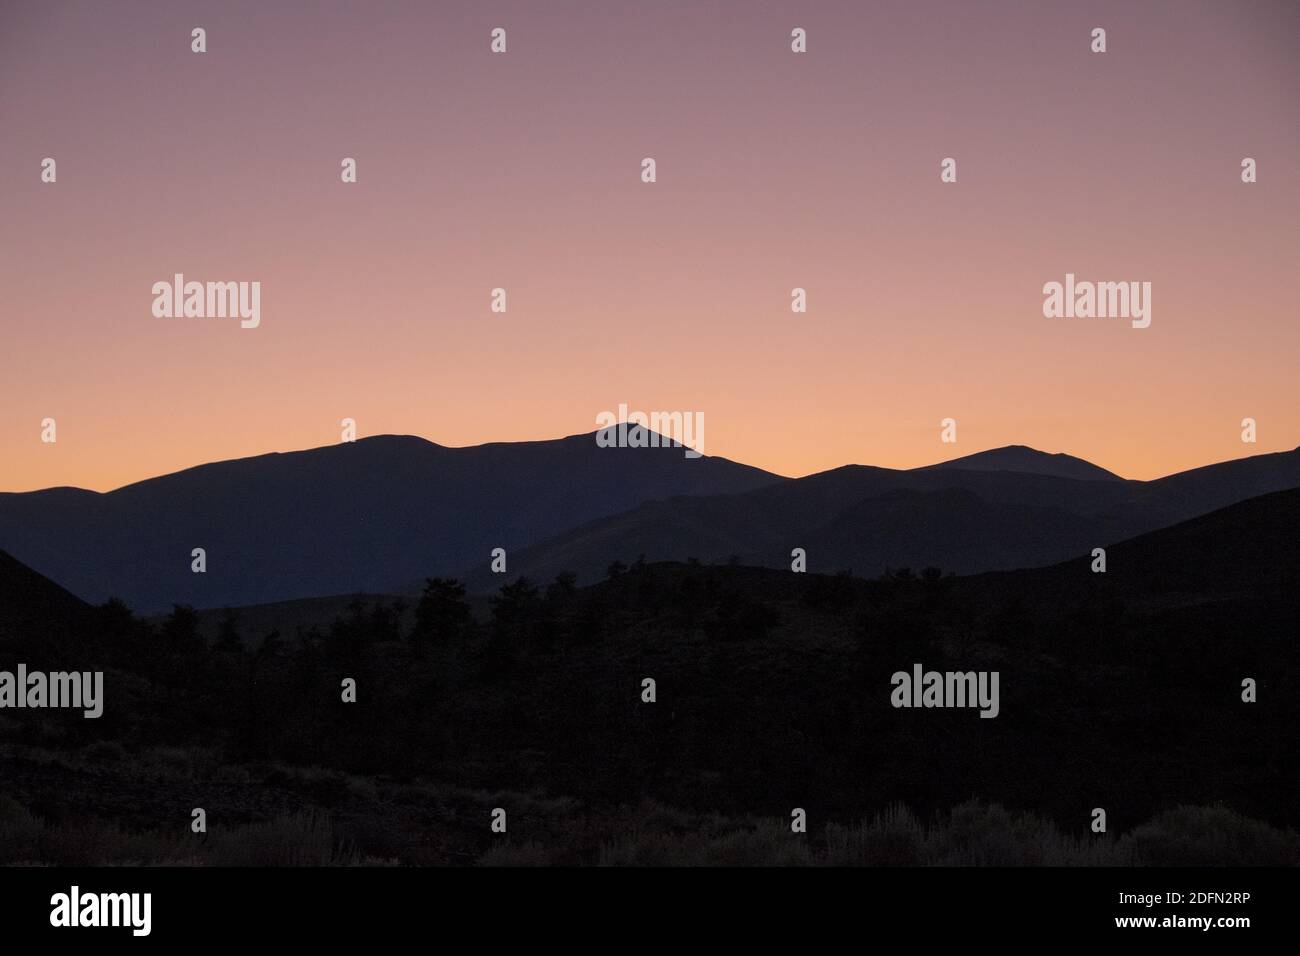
2 0 1297 492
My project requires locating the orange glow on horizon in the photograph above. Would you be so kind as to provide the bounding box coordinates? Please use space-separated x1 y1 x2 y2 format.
2 1 1296 493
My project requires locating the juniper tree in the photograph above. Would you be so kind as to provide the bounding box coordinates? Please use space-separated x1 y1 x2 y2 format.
412 578 470 643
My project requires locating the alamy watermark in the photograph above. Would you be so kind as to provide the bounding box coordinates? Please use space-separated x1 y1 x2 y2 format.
1042 273 1150 329
891 663 999 718
595 404 704 458
0 665 103 718
152 273 260 328
50 886 150 936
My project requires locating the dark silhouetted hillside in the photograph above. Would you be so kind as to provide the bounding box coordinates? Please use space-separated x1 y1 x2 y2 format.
0 547 91 650
0 489 1296 865
993 486 1300 602
481 447 1300 590
0 432 781 611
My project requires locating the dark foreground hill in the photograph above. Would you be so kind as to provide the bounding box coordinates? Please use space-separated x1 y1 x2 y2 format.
989 486 1300 602
0 432 780 611
0 549 89 636
0 489 1296 864
479 446 1300 590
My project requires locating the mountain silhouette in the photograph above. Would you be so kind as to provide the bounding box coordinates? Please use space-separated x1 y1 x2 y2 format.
469 446 1300 590
3 434 1298 610
923 445 1123 482
0 432 780 611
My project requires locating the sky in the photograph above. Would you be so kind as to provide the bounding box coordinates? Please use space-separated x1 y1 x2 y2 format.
2 0 1297 492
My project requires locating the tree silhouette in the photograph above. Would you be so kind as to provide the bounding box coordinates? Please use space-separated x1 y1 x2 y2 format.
412 577 470 644
215 608 243 652
161 604 202 652
491 576 541 633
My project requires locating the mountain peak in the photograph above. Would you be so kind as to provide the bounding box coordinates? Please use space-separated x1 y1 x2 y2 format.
920 445 1124 482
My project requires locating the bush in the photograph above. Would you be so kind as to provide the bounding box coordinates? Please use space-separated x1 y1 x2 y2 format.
208 812 358 866
1121 805 1300 866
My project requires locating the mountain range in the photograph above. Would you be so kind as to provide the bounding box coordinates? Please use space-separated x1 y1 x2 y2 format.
0 433 776 611
461 440 1300 591
1 432 1297 611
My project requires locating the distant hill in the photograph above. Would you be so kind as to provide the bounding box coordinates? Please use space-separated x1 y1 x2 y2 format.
923 445 1123 482
472 447 1300 590
0 432 781 611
